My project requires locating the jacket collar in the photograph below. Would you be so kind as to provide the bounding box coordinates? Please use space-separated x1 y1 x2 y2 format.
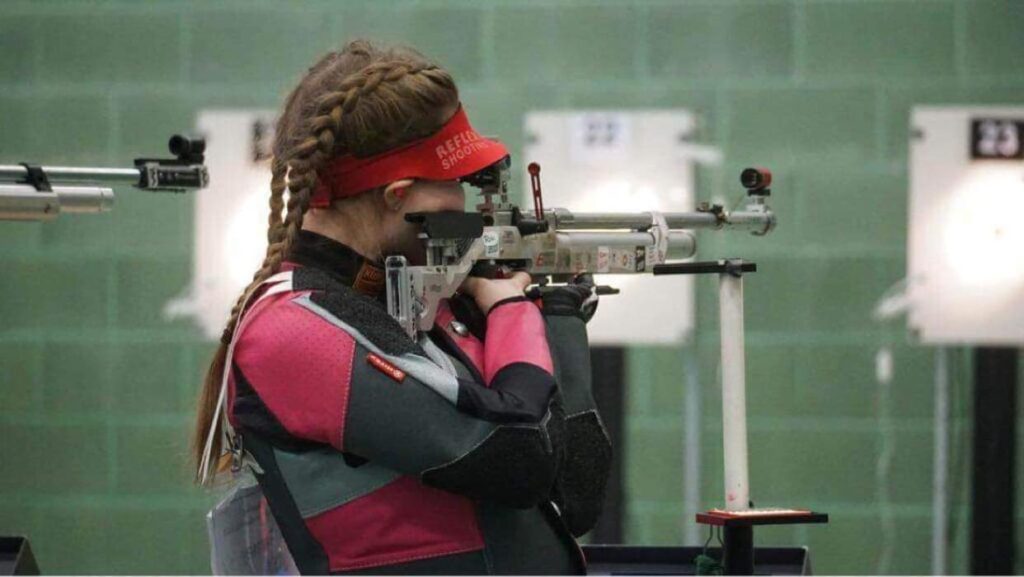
287 230 387 303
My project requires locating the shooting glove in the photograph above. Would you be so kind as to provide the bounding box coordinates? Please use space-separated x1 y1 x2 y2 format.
530 274 600 323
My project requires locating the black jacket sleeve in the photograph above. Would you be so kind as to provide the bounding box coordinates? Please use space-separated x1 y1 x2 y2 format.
541 300 613 537
338 337 565 509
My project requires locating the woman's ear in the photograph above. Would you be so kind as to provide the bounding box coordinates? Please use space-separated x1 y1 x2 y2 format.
383 179 415 211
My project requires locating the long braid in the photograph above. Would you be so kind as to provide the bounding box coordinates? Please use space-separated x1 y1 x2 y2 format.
266 157 288 246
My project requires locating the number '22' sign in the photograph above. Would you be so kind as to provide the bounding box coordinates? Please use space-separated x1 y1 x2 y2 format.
971 118 1023 160
569 113 632 165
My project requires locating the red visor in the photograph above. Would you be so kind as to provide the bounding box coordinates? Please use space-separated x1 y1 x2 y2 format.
311 105 509 207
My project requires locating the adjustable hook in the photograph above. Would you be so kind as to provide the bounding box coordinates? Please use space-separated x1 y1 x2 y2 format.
528 162 545 221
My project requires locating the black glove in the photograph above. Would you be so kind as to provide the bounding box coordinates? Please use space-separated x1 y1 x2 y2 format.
529 274 599 323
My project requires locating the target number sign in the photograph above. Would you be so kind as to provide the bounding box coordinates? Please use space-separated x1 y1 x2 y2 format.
971 118 1023 160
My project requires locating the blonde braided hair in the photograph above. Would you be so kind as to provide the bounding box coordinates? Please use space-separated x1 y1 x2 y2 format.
192 41 459 482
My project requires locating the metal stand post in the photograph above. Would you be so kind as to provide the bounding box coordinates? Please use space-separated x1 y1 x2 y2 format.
970 347 1017 575
719 269 750 512
590 346 626 544
719 266 753 576
657 259 828 576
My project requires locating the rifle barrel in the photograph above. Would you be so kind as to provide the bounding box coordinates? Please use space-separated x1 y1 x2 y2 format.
0 184 114 221
0 165 141 185
549 210 774 233
560 231 696 259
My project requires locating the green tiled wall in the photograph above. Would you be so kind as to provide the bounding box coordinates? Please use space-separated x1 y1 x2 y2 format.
1 0 1022 574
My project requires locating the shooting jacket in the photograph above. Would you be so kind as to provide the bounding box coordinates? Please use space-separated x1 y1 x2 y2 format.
227 230 612 575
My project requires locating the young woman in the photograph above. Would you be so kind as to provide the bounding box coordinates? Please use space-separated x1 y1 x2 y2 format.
191 40 611 575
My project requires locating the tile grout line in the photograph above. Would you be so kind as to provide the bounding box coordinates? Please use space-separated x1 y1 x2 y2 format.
635 3 651 82
480 4 497 83
107 91 120 167
178 10 191 87
181 343 197 417
952 0 967 82
874 83 889 167
7 75 1024 100
792 0 806 86
107 415 119 495
31 342 45 411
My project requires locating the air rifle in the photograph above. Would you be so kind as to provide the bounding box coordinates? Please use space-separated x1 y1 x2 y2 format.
387 158 775 337
0 134 208 221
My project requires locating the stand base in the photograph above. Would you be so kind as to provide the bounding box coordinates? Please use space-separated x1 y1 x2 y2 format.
695 509 828 575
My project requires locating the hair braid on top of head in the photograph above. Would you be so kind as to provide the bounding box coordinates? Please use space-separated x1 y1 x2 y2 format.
218 60 442 346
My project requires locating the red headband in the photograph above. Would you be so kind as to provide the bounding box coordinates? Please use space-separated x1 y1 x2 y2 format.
311 105 509 207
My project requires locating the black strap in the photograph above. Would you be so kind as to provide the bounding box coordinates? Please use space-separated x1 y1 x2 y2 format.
19 163 52 192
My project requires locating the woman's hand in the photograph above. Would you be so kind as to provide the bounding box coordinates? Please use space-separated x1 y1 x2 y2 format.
459 271 532 315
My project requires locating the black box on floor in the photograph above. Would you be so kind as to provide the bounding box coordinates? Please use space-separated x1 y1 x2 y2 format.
0 537 39 576
582 545 812 575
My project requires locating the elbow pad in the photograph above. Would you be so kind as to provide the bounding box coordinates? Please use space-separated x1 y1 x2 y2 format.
422 399 566 509
554 410 612 536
